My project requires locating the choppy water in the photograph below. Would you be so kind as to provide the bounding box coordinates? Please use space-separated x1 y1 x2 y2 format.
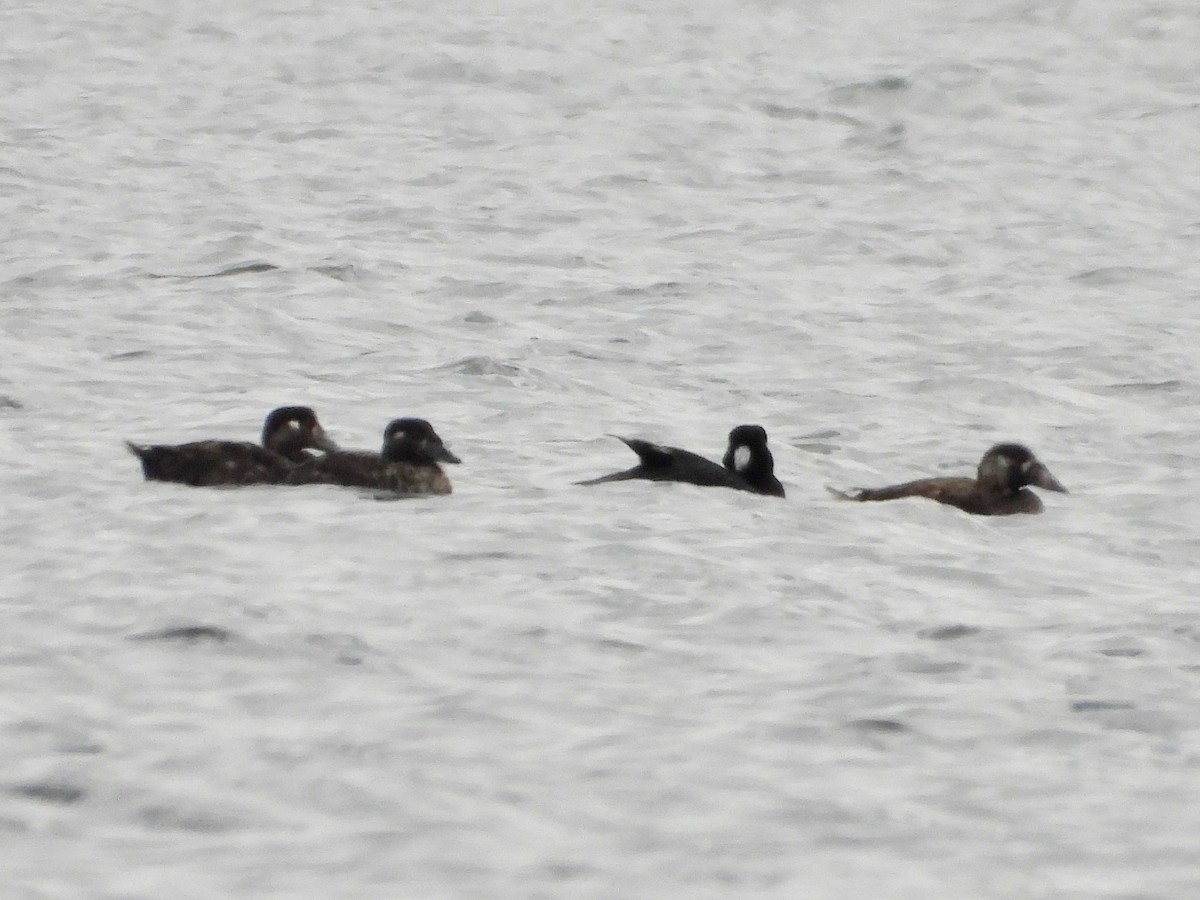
3 0 1200 897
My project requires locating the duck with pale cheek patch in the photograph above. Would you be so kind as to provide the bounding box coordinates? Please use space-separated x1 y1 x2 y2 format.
127 406 338 487
577 424 785 497
829 442 1067 515
721 425 785 497
286 417 460 495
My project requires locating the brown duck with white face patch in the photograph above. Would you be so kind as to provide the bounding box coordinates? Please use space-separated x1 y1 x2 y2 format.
127 406 337 487
830 443 1067 515
286 417 460 495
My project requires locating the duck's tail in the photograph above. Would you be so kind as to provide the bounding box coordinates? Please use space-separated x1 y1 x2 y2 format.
574 468 641 487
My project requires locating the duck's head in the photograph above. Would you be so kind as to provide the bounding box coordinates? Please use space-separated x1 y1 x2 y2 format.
723 424 771 471
382 417 461 465
978 443 1067 496
262 406 338 460
723 424 785 497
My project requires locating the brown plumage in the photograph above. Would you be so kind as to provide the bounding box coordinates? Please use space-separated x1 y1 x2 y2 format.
126 406 337 487
286 417 460 495
830 443 1067 516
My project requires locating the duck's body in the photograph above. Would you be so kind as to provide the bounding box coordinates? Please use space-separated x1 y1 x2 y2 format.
286 417 459 495
127 440 296 487
127 406 336 487
578 424 784 497
287 450 455 495
831 443 1066 515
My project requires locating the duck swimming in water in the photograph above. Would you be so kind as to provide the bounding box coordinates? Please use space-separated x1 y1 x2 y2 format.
830 442 1067 515
127 406 337 486
285 417 460 495
577 424 785 497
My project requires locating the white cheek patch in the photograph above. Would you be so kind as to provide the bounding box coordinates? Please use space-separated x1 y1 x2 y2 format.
1020 459 1032 472
733 446 752 472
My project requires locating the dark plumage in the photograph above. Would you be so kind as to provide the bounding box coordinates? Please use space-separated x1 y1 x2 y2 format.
577 424 785 497
830 442 1067 515
285 417 460 495
720 424 786 497
127 406 337 487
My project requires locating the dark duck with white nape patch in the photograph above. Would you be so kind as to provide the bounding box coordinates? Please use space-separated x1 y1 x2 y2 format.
577 424 785 497
285 417 460 495
126 406 337 487
830 442 1067 515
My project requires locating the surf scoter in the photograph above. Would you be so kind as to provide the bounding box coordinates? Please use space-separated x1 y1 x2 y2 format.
830 442 1067 515
577 424 785 497
127 406 337 486
285 417 460 495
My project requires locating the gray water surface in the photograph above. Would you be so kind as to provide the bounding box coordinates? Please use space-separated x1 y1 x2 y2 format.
3 1 1200 897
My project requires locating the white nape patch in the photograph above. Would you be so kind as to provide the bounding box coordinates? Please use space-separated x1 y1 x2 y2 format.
733 446 752 472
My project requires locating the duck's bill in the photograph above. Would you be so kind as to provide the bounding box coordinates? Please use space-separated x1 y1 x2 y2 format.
1033 464 1068 493
311 427 340 453
435 445 462 465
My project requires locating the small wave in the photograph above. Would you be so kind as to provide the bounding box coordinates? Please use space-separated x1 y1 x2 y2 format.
145 262 279 280
828 75 909 104
917 624 981 641
107 350 153 361
436 355 524 378
481 252 590 269
128 625 235 644
1097 379 1185 395
270 127 344 143
847 718 909 734
9 782 87 805
759 104 824 122
1070 700 1136 712
309 264 358 281
1070 266 1174 286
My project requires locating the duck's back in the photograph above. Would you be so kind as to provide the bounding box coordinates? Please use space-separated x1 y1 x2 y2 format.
837 476 1044 515
286 451 452 495
127 440 292 487
285 451 381 488
579 438 755 492
643 444 755 491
